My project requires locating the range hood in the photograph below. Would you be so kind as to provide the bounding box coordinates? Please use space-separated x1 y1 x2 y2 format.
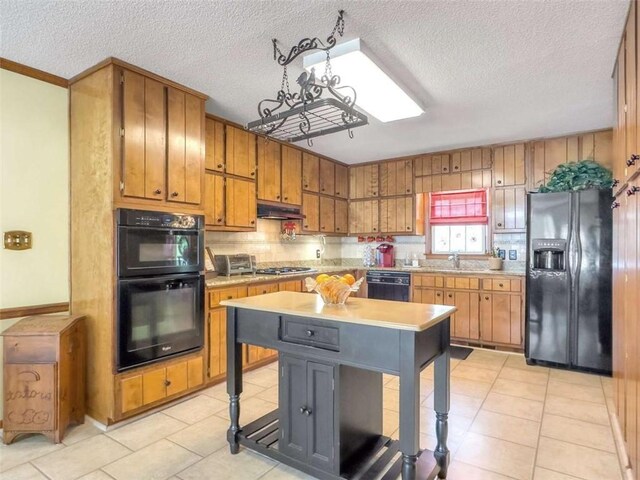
257 203 305 220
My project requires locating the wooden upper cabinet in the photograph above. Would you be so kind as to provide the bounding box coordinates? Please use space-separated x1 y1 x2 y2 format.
320 196 335 233
225 126 256 179
493 143 525 187
205 118 225 172
319 159 335 196
204 173 225 226
349 164 379 199
167 88 204 205
334 164 348 198
349 199 379 234
380 197 413 234
615 43 627 185
380 160 413 196
494 187 526 231
415 154 450 176
334 199 348 234
281 146 302 205
257 140 281 202
225 177 256 228
302 193 320 232
302 153 320 192
121 70 166 201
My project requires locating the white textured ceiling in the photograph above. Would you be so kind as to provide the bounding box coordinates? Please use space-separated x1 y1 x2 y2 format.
0 0 629 164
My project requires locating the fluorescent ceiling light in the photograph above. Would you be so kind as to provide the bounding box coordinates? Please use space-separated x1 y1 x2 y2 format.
303 38 423 123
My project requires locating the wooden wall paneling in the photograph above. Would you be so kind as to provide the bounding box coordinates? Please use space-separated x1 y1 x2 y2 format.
167 88 186 202
257 140 281 202
302 193 320 232
442 173 461 191
335 164 348 198
225 177 256 228
226 126 257 179
319 159 335 196
205 118 225 172
319 196 335 233
144 78 166 200
334 199 348 234
302 153 320 192
281 145 302 205
414 155 431 176
204 173 225 226
184 94 203 205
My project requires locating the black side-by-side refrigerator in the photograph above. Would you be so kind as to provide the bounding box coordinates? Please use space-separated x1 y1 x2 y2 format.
525 189 612 374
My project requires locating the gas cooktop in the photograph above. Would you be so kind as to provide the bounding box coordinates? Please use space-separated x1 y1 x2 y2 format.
254 267 318 276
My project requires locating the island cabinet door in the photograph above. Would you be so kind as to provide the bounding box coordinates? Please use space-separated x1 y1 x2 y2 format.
280 355 309 462
307 362 335 472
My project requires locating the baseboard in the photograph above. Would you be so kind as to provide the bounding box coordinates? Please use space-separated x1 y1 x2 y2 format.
610 407 633 479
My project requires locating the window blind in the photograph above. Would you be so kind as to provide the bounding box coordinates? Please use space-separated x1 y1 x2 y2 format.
429 189 488 225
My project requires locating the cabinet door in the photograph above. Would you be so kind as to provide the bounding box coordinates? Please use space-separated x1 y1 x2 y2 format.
319 159 335 196
494 187 526 230
627 3 637 181
142 367 166 405
208 309 222 378
334 199 348 234
443 291 456 337
320 197 335 234
167 89 204 204
302 153 320 192
187 357 204 389
479 292 493 342
380 160 413 196
451 291 480 340
226 126 256 179
121 71 166 201
166 361 188 397
334 164 348 198
489 293 522 345
205 118 225 172
302 193 320 232
204 173 225 227
380 197 413 234
281 146 302 205
493 143 525 187
350 164 379 198
280 355 308 462
226 177 256 228
4 363 56 431
279 280 302 292
349 200 379 234
441 173 462 192
452 149 489 173
257 140 281 202
120 374 143 414
307 361 335 471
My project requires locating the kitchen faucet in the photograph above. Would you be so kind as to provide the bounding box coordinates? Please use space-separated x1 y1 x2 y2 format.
448 252 460 269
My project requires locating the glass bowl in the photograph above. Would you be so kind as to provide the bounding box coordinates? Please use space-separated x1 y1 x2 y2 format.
304 275 364 305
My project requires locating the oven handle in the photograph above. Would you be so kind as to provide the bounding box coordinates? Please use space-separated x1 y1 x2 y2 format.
117 273 204 286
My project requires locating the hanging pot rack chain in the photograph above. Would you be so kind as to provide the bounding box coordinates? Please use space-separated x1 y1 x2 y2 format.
247 10 368 145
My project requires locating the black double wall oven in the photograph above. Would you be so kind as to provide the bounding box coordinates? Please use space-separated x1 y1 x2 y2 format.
116 209 205 372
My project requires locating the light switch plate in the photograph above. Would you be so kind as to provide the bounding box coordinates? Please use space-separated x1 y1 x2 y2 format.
4 231 32 250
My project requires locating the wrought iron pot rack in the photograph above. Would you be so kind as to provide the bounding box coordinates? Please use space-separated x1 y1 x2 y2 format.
247 10 368 145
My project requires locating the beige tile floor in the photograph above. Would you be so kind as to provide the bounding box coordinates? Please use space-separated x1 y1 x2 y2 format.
0 349 623 480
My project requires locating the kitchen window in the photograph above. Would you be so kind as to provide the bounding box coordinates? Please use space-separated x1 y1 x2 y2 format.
429 189 488 254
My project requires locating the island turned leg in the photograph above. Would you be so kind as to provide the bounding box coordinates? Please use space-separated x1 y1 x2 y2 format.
399 331 420 480
226 307 243 454
433 332 451 478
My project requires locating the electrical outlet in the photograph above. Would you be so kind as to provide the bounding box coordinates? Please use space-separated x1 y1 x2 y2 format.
509 250 517 260
316 249 321 259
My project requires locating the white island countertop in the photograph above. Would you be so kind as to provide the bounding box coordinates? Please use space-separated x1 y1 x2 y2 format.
221 291 457 332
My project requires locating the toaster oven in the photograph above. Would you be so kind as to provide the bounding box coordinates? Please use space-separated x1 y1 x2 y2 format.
214 254 257 277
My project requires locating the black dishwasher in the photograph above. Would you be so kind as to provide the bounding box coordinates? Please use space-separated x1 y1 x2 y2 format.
366 271 411 302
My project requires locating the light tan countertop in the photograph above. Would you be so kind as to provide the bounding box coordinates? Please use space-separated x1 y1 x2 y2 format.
206 265 525 288
220 291 457 332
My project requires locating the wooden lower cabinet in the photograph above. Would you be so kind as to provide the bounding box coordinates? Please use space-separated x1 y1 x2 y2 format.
118 355 204 417
412 274 524 348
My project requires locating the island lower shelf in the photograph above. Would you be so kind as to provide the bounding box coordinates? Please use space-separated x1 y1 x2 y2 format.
238 409 439 480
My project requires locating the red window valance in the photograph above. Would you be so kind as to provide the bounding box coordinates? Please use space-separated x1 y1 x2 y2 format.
430 189 488 225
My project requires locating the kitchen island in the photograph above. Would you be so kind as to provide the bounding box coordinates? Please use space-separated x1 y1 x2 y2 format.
221 291 456 480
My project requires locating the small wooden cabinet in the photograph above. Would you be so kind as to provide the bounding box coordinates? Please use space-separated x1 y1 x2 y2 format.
320 197 336 234
319 159 335 196
302 193 320 233
302 153 320 192
2 315 85 444
380 159 413 196
257 140 282 202
334 199 348 234
379 196 414 234
334 164 348 199
205 117 225 172
492 143 526 187
225 177 257 228
349 199 380 234
281 146 302 205
226 125 257 179
493 187 526 231
349 164 379 199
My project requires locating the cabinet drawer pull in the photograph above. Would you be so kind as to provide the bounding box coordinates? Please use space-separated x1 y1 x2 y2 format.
611 201 620 210
306 329 315 337
154 189 162 195
627 186 640 196
171 192 179 197
498 283 504 288
627 154 639 167
300 406 312 416
448 294 453 298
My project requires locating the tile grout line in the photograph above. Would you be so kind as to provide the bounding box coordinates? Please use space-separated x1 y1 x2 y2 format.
600 375 627 480
28 461 55 480
528 358 549 480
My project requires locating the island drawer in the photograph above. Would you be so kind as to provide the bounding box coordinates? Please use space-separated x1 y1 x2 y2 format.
280 317 340 351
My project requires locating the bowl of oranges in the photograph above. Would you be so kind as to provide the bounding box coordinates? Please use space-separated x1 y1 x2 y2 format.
305 273 364 305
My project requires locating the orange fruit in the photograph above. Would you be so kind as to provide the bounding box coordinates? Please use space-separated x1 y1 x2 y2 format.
316 274 330 284
338 277 350 285
342 274 356 285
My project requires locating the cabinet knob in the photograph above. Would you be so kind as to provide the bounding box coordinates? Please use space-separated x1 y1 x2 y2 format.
304 224 309 228
611 201 620 210
373 192 377 196
497 180 502 185
227 295 233 299
299 406 312 416
436 293 441 297
406 226 411 230
448 293 453 298
164 380 171 387
284 197 288 201
276 195 280 199
171 192 179 197
373 228 377 231
250 171 255 176
322 188 325 192
406 189 411 192
454 166 459 170
485 296 490 300
217 218 223 222
321 226 325 230
304 184 309 188
443 168 448 172
627 154 639 167
613 179 620 188
154 189 162 195
497 222 503 227
336 227 340 231
499 283 504 287
250 220 255 224
217 163 223 168
627 186 640 196
306 329 315 337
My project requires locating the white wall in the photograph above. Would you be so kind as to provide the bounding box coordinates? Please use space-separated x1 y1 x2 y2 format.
0 69 70 309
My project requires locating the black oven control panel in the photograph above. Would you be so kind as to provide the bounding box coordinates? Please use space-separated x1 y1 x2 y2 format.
117 209 203 229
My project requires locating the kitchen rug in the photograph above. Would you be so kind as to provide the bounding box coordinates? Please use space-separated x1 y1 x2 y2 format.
450 345 473 360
